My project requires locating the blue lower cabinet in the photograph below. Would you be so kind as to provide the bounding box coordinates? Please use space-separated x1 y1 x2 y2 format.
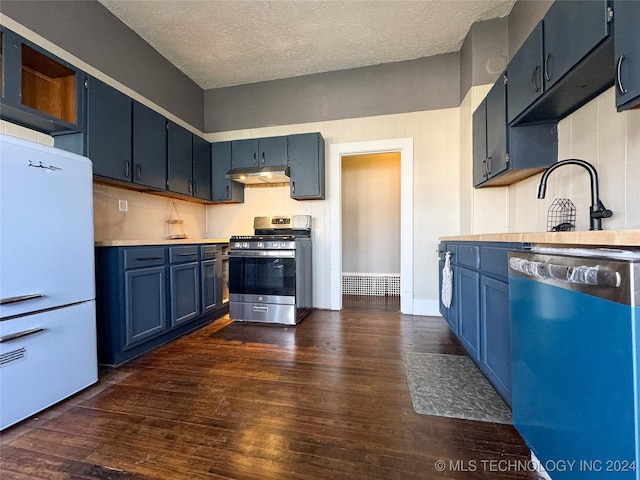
96 244 228 366
201 259 217 313
170 262 200 326
438 241 524 405
457 267 481 363
125 266 166 346
480 275 511 404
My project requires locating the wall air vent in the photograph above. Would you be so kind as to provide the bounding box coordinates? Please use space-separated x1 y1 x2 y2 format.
342 273 400 296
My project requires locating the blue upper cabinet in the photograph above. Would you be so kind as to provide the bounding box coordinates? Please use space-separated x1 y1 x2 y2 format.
485 76 509 180
543 0 610 90
288 132 325 200
211 141 244 203
231 139 259 168
506 23 544 125
257 136 288 166
86 76 132 182
474 74 557 188
508 0 613 125
192 135 212 201
132 101 167 191
614 0 640 111
167 121 194 196
0 27 85 135
472 99 488 186
231 137 287 168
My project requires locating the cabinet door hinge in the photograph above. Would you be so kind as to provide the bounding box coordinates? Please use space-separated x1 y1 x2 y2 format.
607 6 613 23
504 75 508 85
505 154 510 164
84 78 88 89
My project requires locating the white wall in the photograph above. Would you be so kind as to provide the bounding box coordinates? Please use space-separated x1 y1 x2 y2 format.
92 184 207 242
460 85 640 234
342 153 401 274
509 87 640 232
206 109 461 312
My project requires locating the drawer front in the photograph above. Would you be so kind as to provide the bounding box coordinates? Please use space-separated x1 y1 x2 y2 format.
457 244 480 269
481 246 510 279
169 246 199 264
0 301 97 429
200 245 218 260
481 243 525 279
124 247 165 269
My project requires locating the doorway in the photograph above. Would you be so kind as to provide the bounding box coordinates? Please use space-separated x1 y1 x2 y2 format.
341 153 401 311
329 138 414 314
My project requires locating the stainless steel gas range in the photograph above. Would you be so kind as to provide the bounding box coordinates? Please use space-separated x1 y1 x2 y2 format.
228 215 312 325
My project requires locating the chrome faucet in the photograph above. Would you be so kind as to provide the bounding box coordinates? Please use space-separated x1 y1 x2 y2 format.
537 159 612 231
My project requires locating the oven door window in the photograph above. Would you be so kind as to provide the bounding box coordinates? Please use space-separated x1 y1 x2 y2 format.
229 256 296 296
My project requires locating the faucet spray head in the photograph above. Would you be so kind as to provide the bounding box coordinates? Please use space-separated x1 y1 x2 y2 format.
537 180 547 199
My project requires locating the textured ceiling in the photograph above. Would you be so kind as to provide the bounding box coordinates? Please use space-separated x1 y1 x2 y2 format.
98 0 516 90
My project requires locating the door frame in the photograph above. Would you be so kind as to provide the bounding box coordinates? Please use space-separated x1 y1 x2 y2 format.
329 138 414 313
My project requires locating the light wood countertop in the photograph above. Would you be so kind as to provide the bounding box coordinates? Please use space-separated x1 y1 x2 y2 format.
95 238 229 247
439 230 640 247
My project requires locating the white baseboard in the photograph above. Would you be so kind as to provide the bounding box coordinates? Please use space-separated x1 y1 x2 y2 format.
412 299 440 316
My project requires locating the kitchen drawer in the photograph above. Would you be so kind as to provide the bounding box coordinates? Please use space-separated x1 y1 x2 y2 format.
200 245 218 260
124 248 165 269
457 244 480 269
169 246 199 264
480 246 510 280
0 301 97 429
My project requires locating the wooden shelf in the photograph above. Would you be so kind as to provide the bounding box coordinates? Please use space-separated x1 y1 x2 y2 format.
21 44 76 124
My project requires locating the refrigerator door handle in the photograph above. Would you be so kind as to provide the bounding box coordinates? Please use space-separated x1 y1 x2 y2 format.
0 327 45 343
0 293 45 305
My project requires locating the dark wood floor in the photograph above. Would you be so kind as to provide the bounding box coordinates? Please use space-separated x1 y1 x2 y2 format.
0 303 544 480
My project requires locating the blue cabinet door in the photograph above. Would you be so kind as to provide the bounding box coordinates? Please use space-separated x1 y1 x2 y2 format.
472 99 488 186
288 133 325 200
457 267 480 362
485 76 508 180
86 76 132 182
170 262 200 326
543 0 609 91
193 135 211 201
615 0 640 111
507 22 544 124
132 101 166 190
231 139 258 168
201 259 217 313
258 136 288 166
480 276 511 405
167 121 193 196
124 266 167 347
211 141 244 203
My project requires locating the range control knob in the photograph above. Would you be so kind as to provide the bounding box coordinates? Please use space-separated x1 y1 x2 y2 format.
257 242 264 248
242 242 249 248
234 242 241 248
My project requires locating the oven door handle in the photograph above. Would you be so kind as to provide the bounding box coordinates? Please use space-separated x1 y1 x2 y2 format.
229 250 295 258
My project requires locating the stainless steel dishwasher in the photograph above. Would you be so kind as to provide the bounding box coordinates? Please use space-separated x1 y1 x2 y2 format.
509 248 639 480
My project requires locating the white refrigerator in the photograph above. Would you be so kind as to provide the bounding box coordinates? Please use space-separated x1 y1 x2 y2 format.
0 133 98 430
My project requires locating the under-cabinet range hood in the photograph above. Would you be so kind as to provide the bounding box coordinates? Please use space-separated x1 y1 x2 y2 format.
226 165 290 185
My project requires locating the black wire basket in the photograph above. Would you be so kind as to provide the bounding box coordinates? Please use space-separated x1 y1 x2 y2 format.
547 198 576 232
